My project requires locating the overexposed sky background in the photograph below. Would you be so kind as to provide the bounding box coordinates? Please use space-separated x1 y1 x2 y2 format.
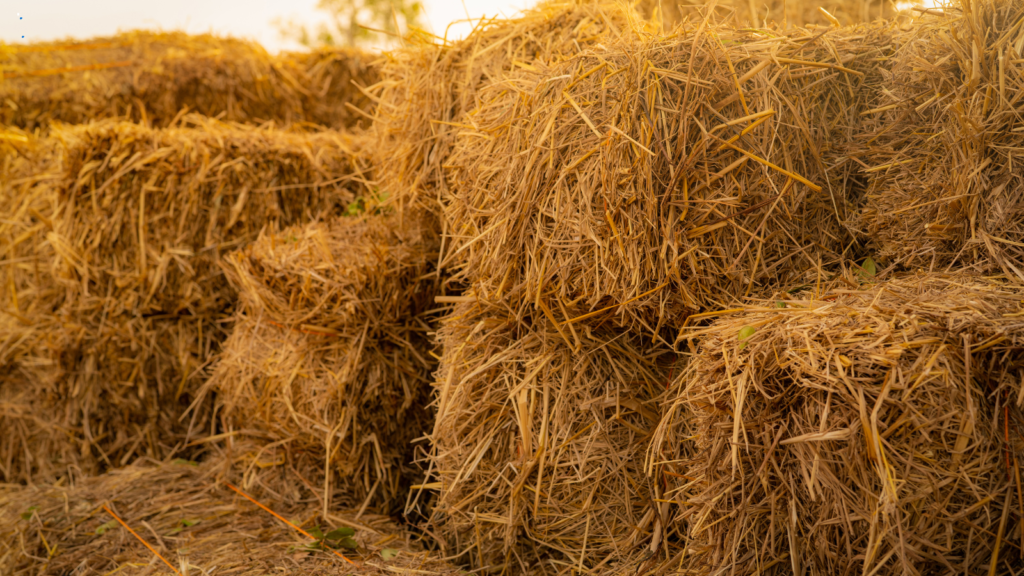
1 0 534 53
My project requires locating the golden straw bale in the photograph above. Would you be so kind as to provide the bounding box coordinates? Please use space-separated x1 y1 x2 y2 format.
0 458 462 576
652 273 1024 575
0 31 378 131
370 2 632 219
851 0 1024 280
207 214 440 511
440 18 895 333
51 116 369 317
425 300 684 574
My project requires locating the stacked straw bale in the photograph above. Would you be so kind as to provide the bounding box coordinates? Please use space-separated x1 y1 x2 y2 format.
207 213 440 511
0 459 461 576
652 273 1024 574
425 300 684 574
850 0 1024 281
0 31 379 130
0 116 369 482
440 12 895 334
370 1 631 220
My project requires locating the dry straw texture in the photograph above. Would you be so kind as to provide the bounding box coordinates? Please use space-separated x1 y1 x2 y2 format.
1 117 369 483
0 458 461 576
652 273 1024 575
51 116 369 316
851 0 1024 280
208 214 440 512
370 1 630 221
441 9 895 333
0 31 379 131
425 300 683 575
639 0 896 29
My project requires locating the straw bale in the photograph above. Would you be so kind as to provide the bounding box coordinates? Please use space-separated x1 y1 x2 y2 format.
51 115 369 316
0 31 378 131
440 17 895 333
0 458 462 576
425 300 684 574
207 214 440 512
850 0 1024 280
651 273 1024 575
370 1 633 220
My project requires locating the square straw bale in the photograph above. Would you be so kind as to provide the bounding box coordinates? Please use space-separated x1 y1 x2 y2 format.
50 116 370 317
651 273 1024 575
206 214 440 512
370 2 632 221
439 17 897 334
424 300 687 574
0 31 379 131
849 0 1024 281
0 458 462 576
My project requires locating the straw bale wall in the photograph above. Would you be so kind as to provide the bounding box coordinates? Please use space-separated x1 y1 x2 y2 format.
652 273 1024 575
0 117 370 483
440 16 895 333
207 214 440 511
0 459 461 576
1 31 379 130
851 0 1024 281
425 300 684 573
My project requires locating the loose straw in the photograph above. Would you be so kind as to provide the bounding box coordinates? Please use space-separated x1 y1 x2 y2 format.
101 504 183 576
225 483 356 565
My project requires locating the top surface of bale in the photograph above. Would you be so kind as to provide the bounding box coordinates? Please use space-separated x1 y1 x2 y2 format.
1 31 379 130
652 272 1024 575
438 9 895 332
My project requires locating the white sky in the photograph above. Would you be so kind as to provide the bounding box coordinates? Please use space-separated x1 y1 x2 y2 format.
1 0 534 53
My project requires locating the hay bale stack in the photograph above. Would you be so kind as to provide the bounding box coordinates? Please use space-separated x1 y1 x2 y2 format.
370 1 631 219
0 459 462 576
0 117 369 482
851 0 1024 280
0 31 378 130
426 300 683 574
441 18 894 333
207 214 439 511
652 273 1024 574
